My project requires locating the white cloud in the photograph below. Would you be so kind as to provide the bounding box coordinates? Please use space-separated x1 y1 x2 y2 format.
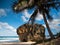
0 25 1 29
21 16 28 22
21 9 43 22
21 9 31 22
0 22 17 36
49 19 60 32
23 9 31 18
51 19 60 25
35 11 43 20
0 9 6 17
0 22 16 32
43 19 60 32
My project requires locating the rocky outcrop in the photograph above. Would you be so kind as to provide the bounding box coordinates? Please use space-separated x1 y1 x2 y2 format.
17 23 45 42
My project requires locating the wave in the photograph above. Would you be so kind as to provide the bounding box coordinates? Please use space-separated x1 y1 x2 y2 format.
0 38 19 40
0 38 19 42
0 40 19 42
0 40 16 42
0 36 18 38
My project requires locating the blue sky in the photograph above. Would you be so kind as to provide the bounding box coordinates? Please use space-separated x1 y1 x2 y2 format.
0 0 60 36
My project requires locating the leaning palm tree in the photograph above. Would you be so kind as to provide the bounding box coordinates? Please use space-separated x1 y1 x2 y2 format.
12 0 60 39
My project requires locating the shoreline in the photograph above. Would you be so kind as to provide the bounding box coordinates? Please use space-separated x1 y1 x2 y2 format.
0 42 36 45
0 38 60 45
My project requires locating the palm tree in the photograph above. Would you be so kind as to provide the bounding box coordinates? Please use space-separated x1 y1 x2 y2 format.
12 0 60 39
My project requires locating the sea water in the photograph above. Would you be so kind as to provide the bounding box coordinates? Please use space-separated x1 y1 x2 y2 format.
0 36 19 42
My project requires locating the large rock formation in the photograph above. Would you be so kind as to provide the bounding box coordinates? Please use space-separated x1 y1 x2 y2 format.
17 23 45 42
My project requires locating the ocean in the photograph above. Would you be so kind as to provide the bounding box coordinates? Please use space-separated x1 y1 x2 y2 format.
0 36 56 43
0 36 20 42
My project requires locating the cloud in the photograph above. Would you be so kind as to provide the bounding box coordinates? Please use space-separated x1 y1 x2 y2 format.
35 11 43 20
0 22 16 32
21 9 31 22
23 9 31 18
50 19 60 25
21 9 43 22
49 19 60 32
0 22 17 36
0 9 6 17
43 19 60 32
21 16 28 22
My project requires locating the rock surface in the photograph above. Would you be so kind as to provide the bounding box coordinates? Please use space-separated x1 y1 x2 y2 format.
17 23 45 42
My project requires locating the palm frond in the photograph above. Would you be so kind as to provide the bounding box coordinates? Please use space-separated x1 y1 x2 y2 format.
44 1 60 9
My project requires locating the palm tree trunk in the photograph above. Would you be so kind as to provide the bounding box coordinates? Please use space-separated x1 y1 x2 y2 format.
42 13 55 39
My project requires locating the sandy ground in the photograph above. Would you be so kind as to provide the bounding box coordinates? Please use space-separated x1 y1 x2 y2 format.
0 42 36 45
0 38 60 45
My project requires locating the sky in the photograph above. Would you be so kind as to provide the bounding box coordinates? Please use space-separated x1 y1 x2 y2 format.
0 0 60 36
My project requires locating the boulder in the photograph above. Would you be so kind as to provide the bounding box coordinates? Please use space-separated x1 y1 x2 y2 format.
17 23 45 42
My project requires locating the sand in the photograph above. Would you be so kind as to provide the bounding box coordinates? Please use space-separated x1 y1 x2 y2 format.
0 42 36 45
0 38 60 45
